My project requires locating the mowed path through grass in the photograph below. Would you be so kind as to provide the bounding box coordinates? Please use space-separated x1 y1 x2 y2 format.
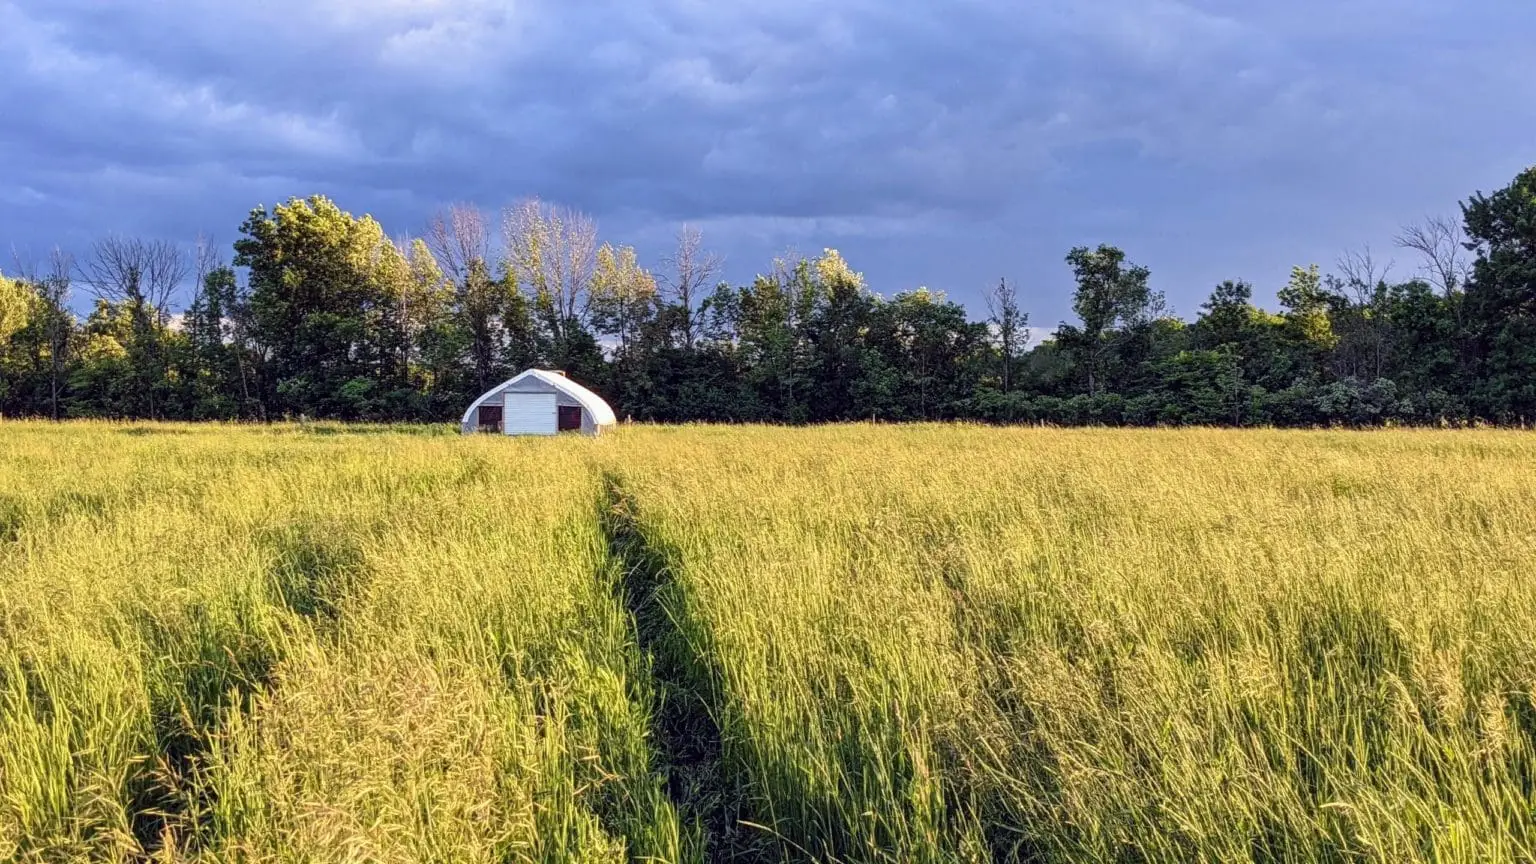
2 423 1535 862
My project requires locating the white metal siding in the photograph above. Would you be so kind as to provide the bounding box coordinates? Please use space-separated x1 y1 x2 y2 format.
503 392 557 435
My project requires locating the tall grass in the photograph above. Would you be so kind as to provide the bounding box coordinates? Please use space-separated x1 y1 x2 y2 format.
606 425 1536 862
3 422 1534 862
0 423 680 862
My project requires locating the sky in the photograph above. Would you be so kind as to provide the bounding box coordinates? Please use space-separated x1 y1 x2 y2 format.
2 0 1533 329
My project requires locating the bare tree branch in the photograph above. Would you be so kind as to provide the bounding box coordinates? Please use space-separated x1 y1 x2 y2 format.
10 245 49 286
1336 245 1393 306
1395 215 1469 298
984 277 1028 394
193 233 222 293
42 248 72 301
502 198 598 347
660 224 722 349
78 235 188 326
426 203 492 284
8 247 31 283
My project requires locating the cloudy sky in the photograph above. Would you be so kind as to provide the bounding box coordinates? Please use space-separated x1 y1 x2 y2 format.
2 0 1532 326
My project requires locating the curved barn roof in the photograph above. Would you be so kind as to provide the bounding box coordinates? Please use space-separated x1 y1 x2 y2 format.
460 369 617 429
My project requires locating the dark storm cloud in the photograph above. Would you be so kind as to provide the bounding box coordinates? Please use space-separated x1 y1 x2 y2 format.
2 0 1534 320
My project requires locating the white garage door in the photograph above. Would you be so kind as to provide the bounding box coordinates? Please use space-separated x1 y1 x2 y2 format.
503 392 557 435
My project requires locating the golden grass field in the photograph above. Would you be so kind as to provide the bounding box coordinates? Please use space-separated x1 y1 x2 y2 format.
2 422 1535 862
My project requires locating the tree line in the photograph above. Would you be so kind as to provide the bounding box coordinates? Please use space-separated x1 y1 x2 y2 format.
2 165 1535 427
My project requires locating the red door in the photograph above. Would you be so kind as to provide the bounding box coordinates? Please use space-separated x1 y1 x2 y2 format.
557 405 583 432
477 405 503 433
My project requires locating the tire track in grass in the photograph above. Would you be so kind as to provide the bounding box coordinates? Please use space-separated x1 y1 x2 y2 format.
601 474 764 862
131 518 368 856
127 614 285 857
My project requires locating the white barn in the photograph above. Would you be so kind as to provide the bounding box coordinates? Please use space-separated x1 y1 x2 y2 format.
460 369 617 436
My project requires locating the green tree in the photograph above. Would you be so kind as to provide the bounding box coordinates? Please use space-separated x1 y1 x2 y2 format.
1058 245 1153 395
67 300 136 417
1192 279 1292 390
393 239 465 416
1462 165 1536 421
1194 280 1256 349
1152 348 1252 425
592 242 664 414
29 252 76 421
235 196 407 419
863 288 989 420
719 256 823 422
181 265 244 419
802 250 877 421
1378 279 1463 417
0 272 29 346
1277 264 1338 380
0 272 34 410
590 243 659 355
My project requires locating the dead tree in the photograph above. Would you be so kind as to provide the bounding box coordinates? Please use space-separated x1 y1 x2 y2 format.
1395 215 1471 299
984 277 1029 394
660 225 721 349
426 203 493 285
79 235 187 327
78 236 187 418
502 198 598 360
429 204 503 389
1333 246 1396 381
